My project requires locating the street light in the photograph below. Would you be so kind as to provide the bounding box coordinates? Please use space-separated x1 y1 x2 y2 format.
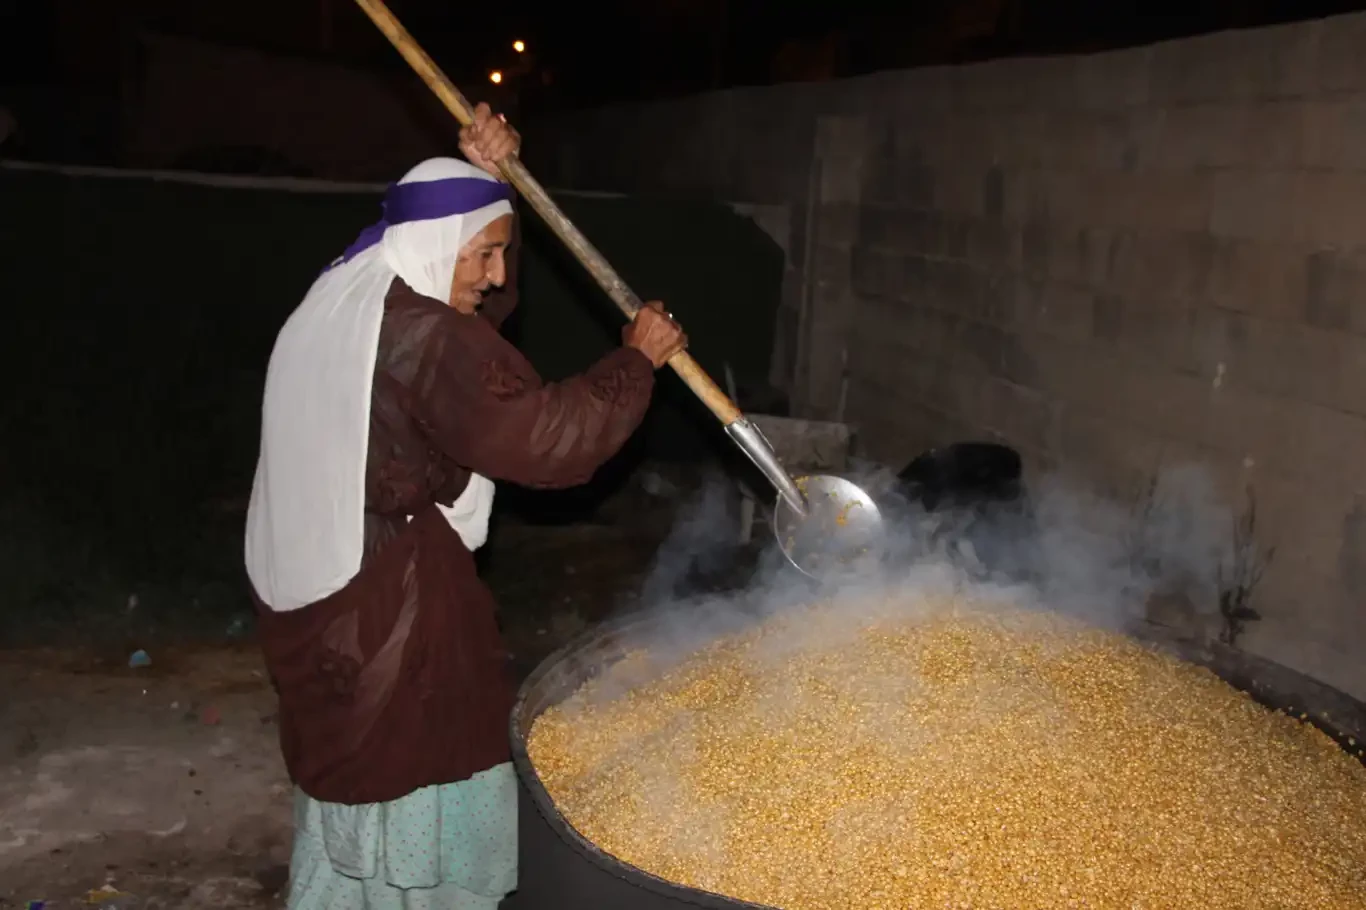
489 70 503 84
513 39 526 53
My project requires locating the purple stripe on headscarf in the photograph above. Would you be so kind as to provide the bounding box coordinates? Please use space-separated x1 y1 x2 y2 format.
326 177 513 271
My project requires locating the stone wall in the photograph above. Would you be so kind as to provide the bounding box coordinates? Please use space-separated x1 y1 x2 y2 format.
524 14 1366 700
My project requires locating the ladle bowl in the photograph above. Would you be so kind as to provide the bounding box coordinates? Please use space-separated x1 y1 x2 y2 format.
773 474 885 579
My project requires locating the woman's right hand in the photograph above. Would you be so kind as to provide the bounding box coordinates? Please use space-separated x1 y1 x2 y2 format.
460 102 520 179
624 302 687 369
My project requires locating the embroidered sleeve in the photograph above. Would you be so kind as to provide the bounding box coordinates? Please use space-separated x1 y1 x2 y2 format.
409 310 655 489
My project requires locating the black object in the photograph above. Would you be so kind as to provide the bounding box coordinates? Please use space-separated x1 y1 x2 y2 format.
895 441 1024 512
884 442 1036 582
500 608 1366 910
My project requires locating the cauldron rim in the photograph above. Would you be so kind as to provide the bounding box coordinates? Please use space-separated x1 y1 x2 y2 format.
509 609 776 909
509 607 1366 907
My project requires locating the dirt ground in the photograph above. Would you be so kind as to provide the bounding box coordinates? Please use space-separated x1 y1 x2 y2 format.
0 466 751 910
0 645 290 908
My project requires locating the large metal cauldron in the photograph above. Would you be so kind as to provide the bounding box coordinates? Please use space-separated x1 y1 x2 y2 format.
501 610 1366 910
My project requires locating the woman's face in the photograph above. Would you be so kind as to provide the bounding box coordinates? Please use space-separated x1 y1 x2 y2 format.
448 214 513 314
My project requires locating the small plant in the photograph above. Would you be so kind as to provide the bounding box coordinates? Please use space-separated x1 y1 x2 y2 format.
1216 485 1275 648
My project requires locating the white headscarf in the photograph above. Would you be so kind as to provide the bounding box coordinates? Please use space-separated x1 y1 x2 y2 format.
245 158 514 612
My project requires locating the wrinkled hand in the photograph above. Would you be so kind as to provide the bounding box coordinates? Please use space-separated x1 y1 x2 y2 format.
459 102 521 178
624 301 687 369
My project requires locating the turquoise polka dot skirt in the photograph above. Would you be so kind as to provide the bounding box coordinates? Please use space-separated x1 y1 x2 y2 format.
286 763 518 909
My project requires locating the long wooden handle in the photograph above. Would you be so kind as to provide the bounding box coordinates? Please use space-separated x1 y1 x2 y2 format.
352 0 742 427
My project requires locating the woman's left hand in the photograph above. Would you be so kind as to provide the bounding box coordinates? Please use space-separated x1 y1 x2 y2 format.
460 103 521 179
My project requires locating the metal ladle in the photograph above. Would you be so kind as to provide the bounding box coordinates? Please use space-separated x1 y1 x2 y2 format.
351 0 886 578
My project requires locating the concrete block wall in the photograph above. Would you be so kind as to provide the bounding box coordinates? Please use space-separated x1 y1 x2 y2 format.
525 14 1366 699
827 17 1366 698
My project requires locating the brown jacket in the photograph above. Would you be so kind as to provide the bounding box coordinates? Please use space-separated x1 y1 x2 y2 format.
254 232 654 805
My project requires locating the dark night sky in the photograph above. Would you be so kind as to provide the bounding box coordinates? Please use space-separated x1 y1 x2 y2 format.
398 0 1366 105
5 0 1366 113
3 1 1366 89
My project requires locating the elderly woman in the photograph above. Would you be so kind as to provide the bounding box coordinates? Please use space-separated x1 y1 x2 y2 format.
244 106 685 909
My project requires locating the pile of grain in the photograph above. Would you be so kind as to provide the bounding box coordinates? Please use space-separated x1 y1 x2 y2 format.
527 598 1366 909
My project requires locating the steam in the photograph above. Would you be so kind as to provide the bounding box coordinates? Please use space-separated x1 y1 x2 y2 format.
1129 464 1235 609
609 457 1244 688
